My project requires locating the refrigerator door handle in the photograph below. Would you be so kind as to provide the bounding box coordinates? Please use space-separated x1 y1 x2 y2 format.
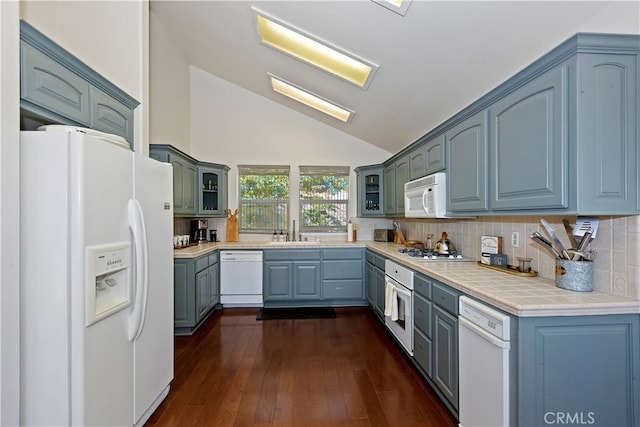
128 198 149 341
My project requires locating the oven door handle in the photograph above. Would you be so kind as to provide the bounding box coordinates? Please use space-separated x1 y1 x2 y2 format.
388 281 412 298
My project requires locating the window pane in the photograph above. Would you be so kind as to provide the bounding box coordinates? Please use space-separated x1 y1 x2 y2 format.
239 167 289 233
299 167 349 231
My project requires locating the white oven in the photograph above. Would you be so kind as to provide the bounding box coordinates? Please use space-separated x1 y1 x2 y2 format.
384 260 414 355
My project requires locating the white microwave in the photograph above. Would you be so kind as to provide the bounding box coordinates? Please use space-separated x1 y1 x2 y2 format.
404 172 448 218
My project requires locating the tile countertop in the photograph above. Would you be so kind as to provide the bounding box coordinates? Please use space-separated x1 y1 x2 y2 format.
367 242 640 318
173 240 366 258
173 240 640 317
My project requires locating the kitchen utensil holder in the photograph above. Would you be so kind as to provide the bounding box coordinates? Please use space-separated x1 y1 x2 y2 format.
555 259 593 292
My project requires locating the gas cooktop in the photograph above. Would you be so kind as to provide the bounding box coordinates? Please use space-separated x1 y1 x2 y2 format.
398 248 475 262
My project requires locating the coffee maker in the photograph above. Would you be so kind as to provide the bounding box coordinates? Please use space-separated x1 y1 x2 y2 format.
191 219 208 243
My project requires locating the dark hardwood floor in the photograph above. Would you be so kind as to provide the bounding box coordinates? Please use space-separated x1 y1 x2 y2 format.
146 307 458 427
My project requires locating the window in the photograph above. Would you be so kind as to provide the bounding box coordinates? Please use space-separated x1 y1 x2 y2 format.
238 165 289 233
299 166 349 232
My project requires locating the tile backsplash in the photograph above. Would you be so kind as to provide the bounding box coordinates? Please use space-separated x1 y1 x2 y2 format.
396 215 640 301
174 215 640 301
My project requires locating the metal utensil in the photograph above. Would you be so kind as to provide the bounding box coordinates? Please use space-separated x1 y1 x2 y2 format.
540 219 571 260
562 219 579 248
531 234 562 258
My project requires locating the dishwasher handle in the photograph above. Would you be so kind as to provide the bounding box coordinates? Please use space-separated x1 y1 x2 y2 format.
459 316 510 349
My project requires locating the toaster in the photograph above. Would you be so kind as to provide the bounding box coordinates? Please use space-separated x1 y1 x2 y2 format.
374 229 395 242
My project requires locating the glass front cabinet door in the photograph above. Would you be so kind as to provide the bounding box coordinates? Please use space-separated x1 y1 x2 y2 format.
355 165 384 217
197 163 229 217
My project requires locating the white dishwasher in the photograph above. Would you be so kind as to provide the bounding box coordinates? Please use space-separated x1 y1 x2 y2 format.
220 251 263 307
458 296 511 427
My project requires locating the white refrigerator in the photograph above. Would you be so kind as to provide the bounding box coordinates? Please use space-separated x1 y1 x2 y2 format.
20 128 174 426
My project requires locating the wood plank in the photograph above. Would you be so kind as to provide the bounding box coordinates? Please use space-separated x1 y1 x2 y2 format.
147 307 457 427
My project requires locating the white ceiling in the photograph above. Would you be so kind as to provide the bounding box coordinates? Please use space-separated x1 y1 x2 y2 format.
150 0 639 154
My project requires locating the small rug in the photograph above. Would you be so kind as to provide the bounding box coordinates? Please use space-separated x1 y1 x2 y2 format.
256 307 336 320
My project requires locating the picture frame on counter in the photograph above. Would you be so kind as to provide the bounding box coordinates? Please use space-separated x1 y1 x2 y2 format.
490 253 508 269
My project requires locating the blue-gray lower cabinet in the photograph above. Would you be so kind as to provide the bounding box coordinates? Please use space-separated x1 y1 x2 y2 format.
517 314 640 427
365 249 386 318
174 250 220 336
263 248 365 307
432 282 460 413
413 273 433 378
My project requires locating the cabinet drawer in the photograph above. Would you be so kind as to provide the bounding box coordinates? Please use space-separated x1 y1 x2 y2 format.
414 327 432 378
414 293 432 337
208 251 218 265
323 248 363 260
366 251 375 265
322 280 363 299
323 260 362 280
264 249 321 261
374 254 386 270
195 255 209 273
414 274 431 299
432 282 460 315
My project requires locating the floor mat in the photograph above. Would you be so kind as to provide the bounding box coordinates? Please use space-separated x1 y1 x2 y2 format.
256 307 336 320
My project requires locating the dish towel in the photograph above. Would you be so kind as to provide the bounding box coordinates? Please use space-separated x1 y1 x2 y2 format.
384 280 399 321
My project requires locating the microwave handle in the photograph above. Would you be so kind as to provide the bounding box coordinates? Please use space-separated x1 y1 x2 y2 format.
422 187 432 215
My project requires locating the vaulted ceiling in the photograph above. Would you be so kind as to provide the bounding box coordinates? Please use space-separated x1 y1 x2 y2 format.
150 1 639 153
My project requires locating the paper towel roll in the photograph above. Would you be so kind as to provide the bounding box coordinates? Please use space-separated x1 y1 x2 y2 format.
347 223 354 242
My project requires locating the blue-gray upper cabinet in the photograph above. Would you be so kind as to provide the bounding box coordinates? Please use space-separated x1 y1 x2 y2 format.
19 20 137 146
383 164 396 215
575 54 638 213
409 135 446 181
446 111 489 213
383 155 409 216
197 163 230 217
355 165 384 217
490 65 568 210
149 145 197 216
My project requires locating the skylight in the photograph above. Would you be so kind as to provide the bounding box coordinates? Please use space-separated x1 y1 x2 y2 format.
253 8 378 89
269 75 354 123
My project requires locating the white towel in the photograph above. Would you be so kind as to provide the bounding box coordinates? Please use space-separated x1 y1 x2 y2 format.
384 280 399 321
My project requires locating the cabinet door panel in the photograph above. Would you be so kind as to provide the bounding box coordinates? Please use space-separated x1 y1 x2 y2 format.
409 147 426 180
173 262 191 327
293 262 321 299
374 267 385 316
195 270 209 322
20 41 91 126
395 156 409 214
491 66 567 210
519 316 640 426
432 305 459 410
91 87 133 144
425 135 446 175
447 111 488 212
578 54 637 212
383 165 396 214
264 263 292 300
